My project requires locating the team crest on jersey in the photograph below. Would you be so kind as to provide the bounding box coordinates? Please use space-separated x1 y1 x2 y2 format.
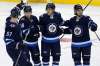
47 23 57 33
74 26 82 37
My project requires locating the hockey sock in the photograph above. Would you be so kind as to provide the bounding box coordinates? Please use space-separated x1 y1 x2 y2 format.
75 65 82 66
34 62 41 66
52 61 59 66
83 65 90 66
43 62 49 66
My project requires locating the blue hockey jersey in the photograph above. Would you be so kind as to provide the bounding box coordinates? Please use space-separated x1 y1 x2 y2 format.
64 15 97 47
39 12 63 39
19 15 40 43
4 17 21 45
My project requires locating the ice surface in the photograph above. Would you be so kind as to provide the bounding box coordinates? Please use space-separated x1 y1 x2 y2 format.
0 2 100 66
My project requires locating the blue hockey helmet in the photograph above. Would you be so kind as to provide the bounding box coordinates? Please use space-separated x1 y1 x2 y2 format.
46 3 55 10
11 7 20 18
24 5 32 12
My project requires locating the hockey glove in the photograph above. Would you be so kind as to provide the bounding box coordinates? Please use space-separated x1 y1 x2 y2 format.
16 41 26 50
33 33 40 38
89 22 98 32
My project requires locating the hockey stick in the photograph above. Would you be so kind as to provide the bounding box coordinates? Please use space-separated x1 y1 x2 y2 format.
15 29 30 66
60 34 64 40
60 0 93 40
94 32 100 41
14 0 29 66
14 50 23 66
83 0 93 11
82 0 100 42
59 28 65 40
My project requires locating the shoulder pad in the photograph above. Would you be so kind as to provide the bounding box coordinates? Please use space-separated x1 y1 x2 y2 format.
20 17 25 21
83 15 90 18
40 13 46 18
55 12 61 15
83 15 91 20
65 20 70 22
40 14 44 18
57 12 61 15
70 16 76 20
6 17 11 22
32 15 37 19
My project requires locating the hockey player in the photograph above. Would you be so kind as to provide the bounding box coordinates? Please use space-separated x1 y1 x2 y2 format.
4 7 32 66
64 4 98 66
19 5 41 66
39 3 63 66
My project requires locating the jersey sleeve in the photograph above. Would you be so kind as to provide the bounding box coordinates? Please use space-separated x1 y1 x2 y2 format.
18 17 26 40
4 20 15 45
57 13 64 25
62 20 72 34
38 15 45 32
34 16 40 33
88 16 98 32
39 15 44 25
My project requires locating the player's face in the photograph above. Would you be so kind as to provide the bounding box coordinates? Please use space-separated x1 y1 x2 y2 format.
46 8 55 15
75 9 83 16
24 12 32 18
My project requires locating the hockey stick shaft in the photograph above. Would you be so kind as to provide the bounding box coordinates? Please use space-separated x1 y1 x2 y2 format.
60 29 65 40
83 0 93 11
15 29 30 66
82 0 100 42
15 30 30 66
15 0 29 66
94 32 100 41
83 0 100 42
15 50 23 66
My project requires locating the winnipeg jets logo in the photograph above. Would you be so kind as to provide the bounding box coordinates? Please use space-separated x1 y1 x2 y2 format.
74 26 82 36
48 23 57 33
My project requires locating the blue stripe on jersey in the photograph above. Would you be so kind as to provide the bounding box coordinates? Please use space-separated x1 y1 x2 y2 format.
5 38 14 45
72 41 92 47
83 65 90 66
23 40 38 45
75 65 82 66
23 40 38 48
42 36 59 43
